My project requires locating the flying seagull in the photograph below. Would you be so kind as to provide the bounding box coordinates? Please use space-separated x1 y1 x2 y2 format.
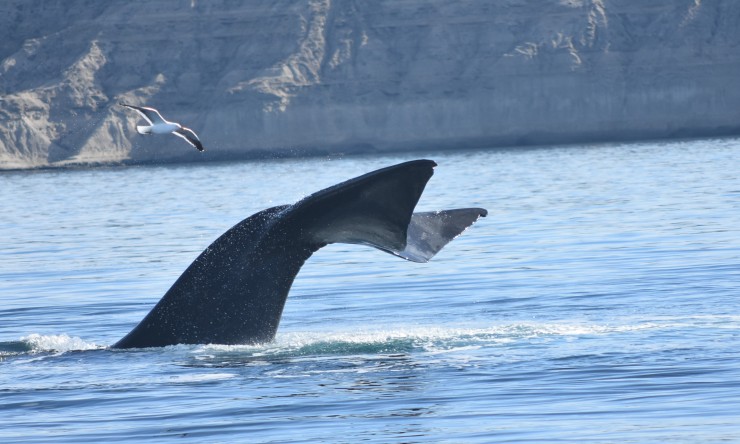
120 102 205 152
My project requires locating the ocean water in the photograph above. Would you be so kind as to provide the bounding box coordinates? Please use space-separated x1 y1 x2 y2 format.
1 139 739 443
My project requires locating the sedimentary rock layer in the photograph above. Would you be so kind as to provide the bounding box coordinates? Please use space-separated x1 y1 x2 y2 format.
1 0 738 168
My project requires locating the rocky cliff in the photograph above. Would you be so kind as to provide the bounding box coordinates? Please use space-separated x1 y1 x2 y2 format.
1 0 739 169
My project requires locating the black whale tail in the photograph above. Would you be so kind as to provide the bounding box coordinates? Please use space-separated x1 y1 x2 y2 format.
113 159 486 349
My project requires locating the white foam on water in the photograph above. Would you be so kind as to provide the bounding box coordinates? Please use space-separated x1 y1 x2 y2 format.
165 373 237 383
13 315 730 358
188 321 667 358
20 333 102 353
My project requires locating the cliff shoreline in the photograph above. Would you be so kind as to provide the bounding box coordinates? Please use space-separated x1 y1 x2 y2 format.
2 0 739 170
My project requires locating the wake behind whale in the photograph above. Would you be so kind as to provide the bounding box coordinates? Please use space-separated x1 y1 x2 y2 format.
113 160 487 349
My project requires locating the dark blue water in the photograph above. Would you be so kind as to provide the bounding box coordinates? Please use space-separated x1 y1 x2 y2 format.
2 139 739 442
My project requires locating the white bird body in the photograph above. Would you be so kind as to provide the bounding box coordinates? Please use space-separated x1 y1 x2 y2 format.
141 122 181 135
120 103 205 152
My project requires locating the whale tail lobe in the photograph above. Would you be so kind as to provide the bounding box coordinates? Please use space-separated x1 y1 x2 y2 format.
394 208 487 262
292 159 486 262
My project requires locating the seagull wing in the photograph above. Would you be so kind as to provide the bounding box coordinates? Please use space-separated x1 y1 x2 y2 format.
119 103 167 125
173 127 205 152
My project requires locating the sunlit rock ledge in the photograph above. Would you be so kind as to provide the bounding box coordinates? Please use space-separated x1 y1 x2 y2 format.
1 0 739 169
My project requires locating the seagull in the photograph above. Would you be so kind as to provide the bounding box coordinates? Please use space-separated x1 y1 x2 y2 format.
119 102 205 152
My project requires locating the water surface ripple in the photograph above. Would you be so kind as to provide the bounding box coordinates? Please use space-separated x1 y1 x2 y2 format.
1 140 739 442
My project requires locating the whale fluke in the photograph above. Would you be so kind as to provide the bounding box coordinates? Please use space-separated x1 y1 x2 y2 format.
113 160 486 349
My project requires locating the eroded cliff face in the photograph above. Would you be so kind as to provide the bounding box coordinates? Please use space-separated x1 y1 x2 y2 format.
1 0 738 169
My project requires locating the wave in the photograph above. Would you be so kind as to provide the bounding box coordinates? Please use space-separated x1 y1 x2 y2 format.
189 323 654 359
0 323 600 359
0 333 102 357
3 316 738 360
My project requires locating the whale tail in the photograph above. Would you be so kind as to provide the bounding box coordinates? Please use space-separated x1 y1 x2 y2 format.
113 160 486 348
